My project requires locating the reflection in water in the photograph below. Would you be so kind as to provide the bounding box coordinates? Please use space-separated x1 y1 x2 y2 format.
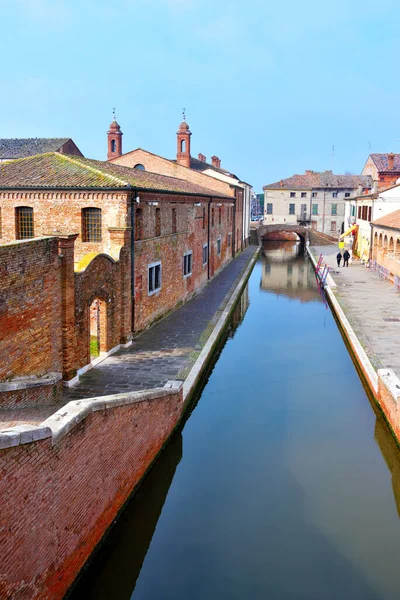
261 240 321 303
230 284 250 336
375 415 400 519
68 433 182 600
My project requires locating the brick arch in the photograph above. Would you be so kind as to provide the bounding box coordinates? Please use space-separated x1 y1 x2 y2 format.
74 253 127 370
257 224 309 246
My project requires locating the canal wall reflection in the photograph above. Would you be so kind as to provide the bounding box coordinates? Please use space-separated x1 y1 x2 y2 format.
261 240 322 303
67 432 183 600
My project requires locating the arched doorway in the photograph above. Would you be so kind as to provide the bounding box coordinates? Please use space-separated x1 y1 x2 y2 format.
89 298 107 359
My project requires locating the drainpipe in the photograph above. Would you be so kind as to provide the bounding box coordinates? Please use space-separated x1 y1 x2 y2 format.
130 189 136 333
207 198 211 280
233 192 237 257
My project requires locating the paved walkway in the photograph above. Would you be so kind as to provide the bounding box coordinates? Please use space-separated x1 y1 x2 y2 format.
0 247 256 428
312 245 400 374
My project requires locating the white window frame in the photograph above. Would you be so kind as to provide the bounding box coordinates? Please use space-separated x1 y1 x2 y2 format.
217 236 221 256
183 250 193 278
148 261 162 295
202 243 208 266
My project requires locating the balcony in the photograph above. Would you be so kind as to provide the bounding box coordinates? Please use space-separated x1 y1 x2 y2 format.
297 213 311 223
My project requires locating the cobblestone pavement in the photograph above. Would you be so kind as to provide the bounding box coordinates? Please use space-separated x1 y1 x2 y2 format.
312 245 400 375
0 247 256 429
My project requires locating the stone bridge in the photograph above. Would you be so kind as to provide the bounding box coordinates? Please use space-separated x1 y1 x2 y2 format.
257 223 310 246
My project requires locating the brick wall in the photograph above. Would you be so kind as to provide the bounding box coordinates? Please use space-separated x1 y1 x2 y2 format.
0 191 130 265
0 238 62 381
0 386 183 600
133 192 232 331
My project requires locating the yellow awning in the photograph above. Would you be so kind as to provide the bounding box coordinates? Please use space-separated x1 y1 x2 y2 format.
340 224 357 240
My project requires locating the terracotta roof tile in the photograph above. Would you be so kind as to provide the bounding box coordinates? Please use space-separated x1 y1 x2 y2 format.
0 153 231 198
370 154 400 173
372 209 400 230
264 171 372 190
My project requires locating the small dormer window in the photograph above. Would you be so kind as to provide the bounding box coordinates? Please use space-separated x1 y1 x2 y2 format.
111 139 116 152
134 164 145 171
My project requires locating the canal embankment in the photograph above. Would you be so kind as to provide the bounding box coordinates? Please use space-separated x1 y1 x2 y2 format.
308 244 400 444
0 246 258 600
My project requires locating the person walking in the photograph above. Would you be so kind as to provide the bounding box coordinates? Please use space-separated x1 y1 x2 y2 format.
343 249 350 267
336 251 342 267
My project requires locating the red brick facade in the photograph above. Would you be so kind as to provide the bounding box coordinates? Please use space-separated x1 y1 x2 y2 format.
0 237 62 385
0 387 183 600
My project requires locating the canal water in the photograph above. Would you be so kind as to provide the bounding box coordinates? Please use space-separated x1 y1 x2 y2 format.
70 242 400 600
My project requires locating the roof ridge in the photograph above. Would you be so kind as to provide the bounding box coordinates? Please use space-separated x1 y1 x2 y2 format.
61 154 129 186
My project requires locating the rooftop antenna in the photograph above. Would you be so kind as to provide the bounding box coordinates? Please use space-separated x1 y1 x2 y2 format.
182 107 186 122
113 107 116 121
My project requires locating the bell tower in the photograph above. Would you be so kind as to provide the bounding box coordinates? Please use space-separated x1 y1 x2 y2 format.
176 110 191 168
107 109 123 161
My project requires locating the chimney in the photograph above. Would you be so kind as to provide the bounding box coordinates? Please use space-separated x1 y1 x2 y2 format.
388 152 395 171
305 170 314 175
198 153 207 162
211 155 221 168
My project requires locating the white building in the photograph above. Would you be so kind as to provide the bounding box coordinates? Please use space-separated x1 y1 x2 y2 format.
263 170 372 237
345 182 400 261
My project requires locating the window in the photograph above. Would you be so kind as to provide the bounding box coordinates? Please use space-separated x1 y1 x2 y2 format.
312 204 318 215
331 221 336 232
362 206 368 220
148 262 161 294
351 205 356 217
228 233 231 247
155 207 161 237
111 139 116 152
290 192 296 198
202 243 208 266
358 206 362 219
172 208 177 234
82 208 101 242
332 192 338 198
183 251 192 277
289 204 295 215
368 206 372 221
217 237 221 255
266 203 273 214
331 204 337 215
211 207 214 227
180 139 186 152
134 164 145 171
16 206 34 239
301 192 307 198
135 208 143 241
312 192 317 198
345 192 350 198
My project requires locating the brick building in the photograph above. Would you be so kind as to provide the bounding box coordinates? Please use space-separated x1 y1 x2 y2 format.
0 137 83 162
362 153 400 188
107 117 251 251
0 152 234 404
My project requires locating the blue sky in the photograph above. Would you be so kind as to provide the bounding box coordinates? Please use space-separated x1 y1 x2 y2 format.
1 0 400 191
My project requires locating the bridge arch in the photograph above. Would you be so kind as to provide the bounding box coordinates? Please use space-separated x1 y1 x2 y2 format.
257 224 309 246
